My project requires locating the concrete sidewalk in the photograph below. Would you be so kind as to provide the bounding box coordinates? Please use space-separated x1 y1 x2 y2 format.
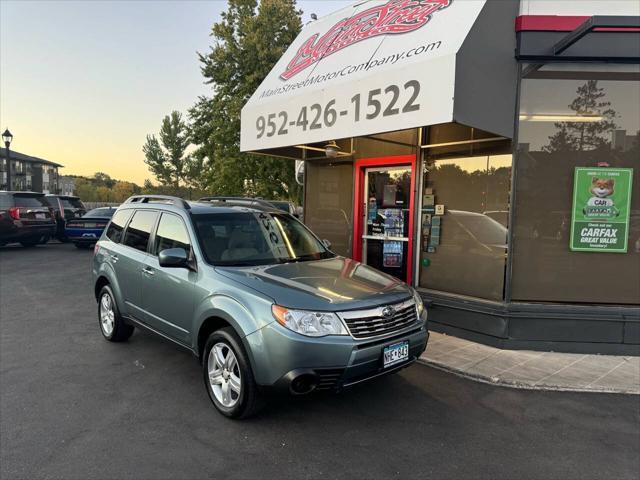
420 332 640 394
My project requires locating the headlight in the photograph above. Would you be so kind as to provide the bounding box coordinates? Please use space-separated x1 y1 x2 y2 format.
272 305 348 337
412 289 425 316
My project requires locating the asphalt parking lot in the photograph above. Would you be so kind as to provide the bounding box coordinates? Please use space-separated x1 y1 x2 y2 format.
1 243 639 480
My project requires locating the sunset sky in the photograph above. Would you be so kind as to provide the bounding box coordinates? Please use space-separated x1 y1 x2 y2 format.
0 0 351 185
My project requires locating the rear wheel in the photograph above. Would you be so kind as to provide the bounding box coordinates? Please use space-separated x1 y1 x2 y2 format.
20 238 39 247
98 285 134 342
202 328 262 419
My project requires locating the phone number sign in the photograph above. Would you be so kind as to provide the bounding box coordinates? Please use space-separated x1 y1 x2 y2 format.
569 167 634 253
240 56 456 151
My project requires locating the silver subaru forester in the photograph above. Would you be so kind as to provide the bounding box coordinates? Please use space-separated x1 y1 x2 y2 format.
92 195 428 418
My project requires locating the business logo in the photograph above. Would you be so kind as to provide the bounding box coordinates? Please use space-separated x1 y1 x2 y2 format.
280 0 451 80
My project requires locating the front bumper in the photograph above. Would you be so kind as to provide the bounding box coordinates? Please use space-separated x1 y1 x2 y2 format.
245 319 429 393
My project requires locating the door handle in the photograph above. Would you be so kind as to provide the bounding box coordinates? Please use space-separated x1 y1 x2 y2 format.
142 267 155 276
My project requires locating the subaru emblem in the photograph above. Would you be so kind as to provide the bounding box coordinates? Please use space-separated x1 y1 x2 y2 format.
381 306 395 318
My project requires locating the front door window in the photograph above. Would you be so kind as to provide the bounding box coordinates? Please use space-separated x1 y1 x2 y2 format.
362 166 412 281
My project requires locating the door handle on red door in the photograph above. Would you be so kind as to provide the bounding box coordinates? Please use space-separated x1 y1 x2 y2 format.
142 267 155 276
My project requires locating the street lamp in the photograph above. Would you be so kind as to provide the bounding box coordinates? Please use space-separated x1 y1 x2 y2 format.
2 129 13 191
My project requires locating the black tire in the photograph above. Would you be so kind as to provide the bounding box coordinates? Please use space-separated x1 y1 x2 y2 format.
20 239 39 247
97 285 134 342
202 327 262 419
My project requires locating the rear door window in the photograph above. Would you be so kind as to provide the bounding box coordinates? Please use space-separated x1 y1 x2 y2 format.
122 210 158 252
154 213 191 256
44 197 60 209
105 210 133 244
61 198 84 209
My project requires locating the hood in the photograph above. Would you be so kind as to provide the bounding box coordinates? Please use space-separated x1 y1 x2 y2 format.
216 256 412 311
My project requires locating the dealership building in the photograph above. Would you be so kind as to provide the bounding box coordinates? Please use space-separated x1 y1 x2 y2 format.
241 0 640 354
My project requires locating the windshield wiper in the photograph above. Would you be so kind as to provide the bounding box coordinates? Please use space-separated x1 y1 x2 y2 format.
279 253 326 264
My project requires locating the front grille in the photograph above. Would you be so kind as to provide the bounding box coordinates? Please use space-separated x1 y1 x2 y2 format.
314 369 344 391
338 299 417 339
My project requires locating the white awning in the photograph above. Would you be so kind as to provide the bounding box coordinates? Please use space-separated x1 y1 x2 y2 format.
241 0 518 153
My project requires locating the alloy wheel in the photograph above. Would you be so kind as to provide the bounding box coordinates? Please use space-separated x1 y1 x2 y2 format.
207 342 242 407
99 293 115 336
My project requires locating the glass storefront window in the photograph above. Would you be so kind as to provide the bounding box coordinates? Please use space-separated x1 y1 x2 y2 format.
512 65 640 304
418 153 512 301
304 160 354 258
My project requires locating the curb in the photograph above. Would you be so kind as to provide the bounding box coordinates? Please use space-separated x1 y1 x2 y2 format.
417 358 640 395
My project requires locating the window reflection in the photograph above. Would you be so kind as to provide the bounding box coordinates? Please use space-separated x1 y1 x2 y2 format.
512 67 640 304
419 154 511 300
305 161 353 257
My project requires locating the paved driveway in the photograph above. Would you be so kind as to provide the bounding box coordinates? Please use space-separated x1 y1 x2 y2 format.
1 243 639 480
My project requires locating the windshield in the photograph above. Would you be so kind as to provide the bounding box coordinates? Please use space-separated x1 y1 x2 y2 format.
85 208 116 218
194 212 334 266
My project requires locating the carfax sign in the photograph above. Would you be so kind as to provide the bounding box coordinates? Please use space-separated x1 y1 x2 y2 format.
569 167 633 253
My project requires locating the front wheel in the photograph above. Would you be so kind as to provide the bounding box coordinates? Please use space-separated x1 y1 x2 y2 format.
202 328 262 419
98 285 134 342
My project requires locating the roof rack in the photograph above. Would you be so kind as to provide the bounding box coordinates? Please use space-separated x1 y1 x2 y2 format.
198 196 277 209
124 195 191 209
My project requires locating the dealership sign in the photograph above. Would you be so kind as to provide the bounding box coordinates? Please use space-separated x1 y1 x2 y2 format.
241 0 487 151
570 167 634 253
280 0 452 80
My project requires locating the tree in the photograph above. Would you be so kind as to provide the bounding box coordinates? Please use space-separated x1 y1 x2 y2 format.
143 111 193 190
189 0 303 202
92 172 116 189
73 174 142 202
544 80 617 153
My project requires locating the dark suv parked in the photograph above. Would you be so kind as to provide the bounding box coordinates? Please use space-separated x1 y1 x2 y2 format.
0 191 56 247
45 195 87 241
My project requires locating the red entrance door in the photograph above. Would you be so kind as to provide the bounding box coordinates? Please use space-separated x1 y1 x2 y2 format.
352 155 417 284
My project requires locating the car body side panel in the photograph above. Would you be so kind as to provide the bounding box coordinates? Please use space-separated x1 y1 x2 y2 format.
141 255 197 345
93 247 127 314
192 290 274 346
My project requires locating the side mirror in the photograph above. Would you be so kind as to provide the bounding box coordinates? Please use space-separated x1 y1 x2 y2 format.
158 248 189 268
322 239 332 249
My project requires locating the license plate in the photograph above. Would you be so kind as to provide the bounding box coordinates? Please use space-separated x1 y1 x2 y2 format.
383 340 409 368
35 213 45 219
